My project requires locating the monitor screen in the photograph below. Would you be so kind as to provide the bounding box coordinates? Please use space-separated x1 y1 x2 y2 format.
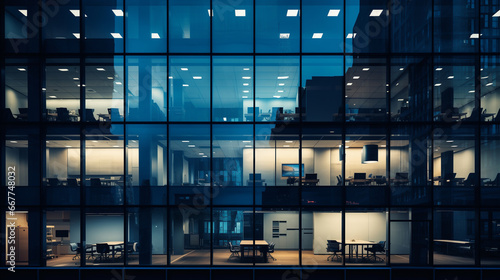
354 173 366 180
305 173 317 180
282 164 304 177
55 230 69 238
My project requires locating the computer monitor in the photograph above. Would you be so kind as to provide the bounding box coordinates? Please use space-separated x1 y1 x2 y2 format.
354 173 366 180
249 173 261 181
395 172 408 180
55 230 69 238
282 164 304 177
305 173 317 180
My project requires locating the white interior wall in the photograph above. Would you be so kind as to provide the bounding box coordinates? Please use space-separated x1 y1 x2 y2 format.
433 148 475 178
6 86 27 113
86 215 124 245
345 148 387 177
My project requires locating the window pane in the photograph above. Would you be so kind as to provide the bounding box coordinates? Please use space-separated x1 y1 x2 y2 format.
45 58 80 122
255 0 299 53
346 0 388 53
212 0 253 53
302 0 343 53
84 0 124 53
126 0 167 53
42 0 80 53
434 0 478 52
169 0 210 53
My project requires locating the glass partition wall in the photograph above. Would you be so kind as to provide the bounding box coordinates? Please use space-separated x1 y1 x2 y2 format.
3 0 500 272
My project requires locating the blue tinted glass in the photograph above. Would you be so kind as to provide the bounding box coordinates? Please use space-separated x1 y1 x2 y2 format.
212 0 253 53
302 0 343 53
391 0 431 53
42 0 80 53
256 0 299 53
346 0 388 53
126 56 167 121
169 0 210 53
126 0 167 53
84 0 124 53
434 0 478 52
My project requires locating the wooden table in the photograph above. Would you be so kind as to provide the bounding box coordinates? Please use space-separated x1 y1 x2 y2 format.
344 240 377 262
239 240 269 263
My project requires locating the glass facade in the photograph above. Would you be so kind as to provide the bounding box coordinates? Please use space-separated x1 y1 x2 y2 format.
2 0 500 279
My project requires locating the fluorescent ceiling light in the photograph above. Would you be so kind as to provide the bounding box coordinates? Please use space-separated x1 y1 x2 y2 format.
447 76 454 79
273 95 281 98
346 82 353 86
451 145 458 148
397 99 404 102
169 76 173 79
242 140 251 143
235 9 246 17
19 9 28 16
243 83 249 86
327 9 340 17
277 90 284 93
58 68 69 72
280 33 290 39
346 33 356 38
182 140 190 143
435 67 443 71
481 76 489 79
182 84 189 87
312 33 323 39
198 153 204 155
49 96 57 98
370 9 384 17
434 83 442 86
486 82 493 86
17 68 26 71
181 68 188 71
285 141 293 143
73 33 80 39
353 76 360 79
242 96 248 98
243 90 249 93
399 68 404 71
242 76 251 79
107 77 114 80
188 144 195 147
115 81 122 85
111 33 123 38
245 145 252 148
96 68 105 71
278 83 285 86
243 68 250 71
470 33 480 38
65 146 72 148
287 9 299 17
277 76 289 79
151 33 160 39
70 10 80 17
203 155 208 158
362 68 370 71
10 141 18 143
283 145 290 147
469 90 475 93
493 10 500 17
207 9 213 16
446 140 454 143
193 76 202 79
112 9 124 16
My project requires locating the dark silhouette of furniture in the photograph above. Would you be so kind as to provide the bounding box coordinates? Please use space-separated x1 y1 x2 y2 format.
4 108 17 121
462 173 477 187
271 107 283 121
90 178 102 187
95 243 110 262
70 242 81 260
56 107 71 122
17 108 28 120
67 178 79 187
374 175 387 185
47 178 61 187
486 173 500 186
229 242 240 258
327 240 342 261
365 241 386 262
79 109 97 122
303 173 319 186
352 173 367 186
393 172 409 186
108 108 123 121
248 173 265 186
267 242 276 261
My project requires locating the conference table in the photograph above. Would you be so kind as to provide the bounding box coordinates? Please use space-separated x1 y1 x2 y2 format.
87 241 125 261
239 240 269 263
434 239 474 256
344 240 377 262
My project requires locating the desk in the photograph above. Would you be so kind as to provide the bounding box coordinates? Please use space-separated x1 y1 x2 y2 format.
239 240 269 263
434 239 474 256
344 240 377 262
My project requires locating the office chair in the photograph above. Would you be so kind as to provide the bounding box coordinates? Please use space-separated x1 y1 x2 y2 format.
268 242 277 261
70 243 81 260
4 108 17 122
495 108 500 122
79 108 98 122
90 178 102 187
47 178 61 187
228 242 240 258
95 243 110 262
67 178 79 187
486 173 500 186
326 240 342 261
108 108 123 121
463 173 477 187
56 107 71 122
364 241 385 262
